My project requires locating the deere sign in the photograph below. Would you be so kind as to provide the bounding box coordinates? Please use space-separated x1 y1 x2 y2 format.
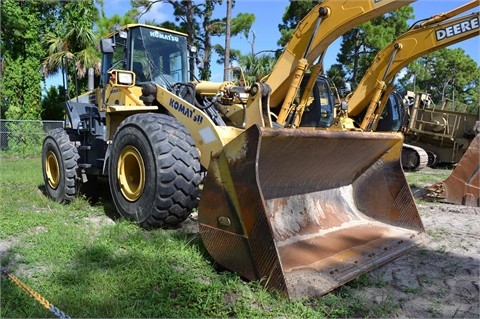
436 16 479 41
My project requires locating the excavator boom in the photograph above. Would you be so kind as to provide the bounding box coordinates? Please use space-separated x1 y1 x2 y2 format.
266 0 416 108
339 1 479 201
348 2 480 118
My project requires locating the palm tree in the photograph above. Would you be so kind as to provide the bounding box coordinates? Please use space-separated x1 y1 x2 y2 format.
239 54 277 84
42 1 101 84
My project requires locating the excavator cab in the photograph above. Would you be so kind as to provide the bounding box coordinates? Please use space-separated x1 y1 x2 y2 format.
298 75 336 128
376 92 407 132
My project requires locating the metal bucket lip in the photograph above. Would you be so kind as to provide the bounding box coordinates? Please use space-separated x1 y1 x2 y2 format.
282 229 427 299
438 134 480 206
257 125 405 140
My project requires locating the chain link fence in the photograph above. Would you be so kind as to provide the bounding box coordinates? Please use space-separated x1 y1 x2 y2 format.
0 119 64 155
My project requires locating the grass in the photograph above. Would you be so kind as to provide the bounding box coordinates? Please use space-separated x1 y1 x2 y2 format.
404 167 452 190
1 156 404 318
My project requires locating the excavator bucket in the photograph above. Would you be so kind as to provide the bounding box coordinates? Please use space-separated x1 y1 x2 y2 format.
198 125 426 299
425 135 480 207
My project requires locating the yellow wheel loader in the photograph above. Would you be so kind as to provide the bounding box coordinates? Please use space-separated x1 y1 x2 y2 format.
42 0 427 299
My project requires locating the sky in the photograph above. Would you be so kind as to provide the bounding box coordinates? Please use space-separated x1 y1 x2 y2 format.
46 0 480 86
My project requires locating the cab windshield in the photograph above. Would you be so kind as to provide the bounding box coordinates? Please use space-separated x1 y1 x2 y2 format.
299 76 335 128
130 26 188 86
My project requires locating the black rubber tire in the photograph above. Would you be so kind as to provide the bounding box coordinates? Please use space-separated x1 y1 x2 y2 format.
108 113 202 228
42 128 79 203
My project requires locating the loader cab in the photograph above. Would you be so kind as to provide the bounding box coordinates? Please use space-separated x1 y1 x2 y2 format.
299 75 336 128
100 24 189 88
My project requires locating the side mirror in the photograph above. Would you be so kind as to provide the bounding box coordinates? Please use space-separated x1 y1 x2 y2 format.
100 38 115 54
343 82 352 94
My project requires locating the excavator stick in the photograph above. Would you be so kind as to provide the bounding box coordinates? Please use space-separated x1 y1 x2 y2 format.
425 135 480 207
198 126 426 299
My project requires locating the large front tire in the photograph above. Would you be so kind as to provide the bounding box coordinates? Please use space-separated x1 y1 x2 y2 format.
109 113 202 228
42 128 79 202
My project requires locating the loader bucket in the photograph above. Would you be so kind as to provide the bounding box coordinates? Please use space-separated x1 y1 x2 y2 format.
198 125 426 299
425 135 480 207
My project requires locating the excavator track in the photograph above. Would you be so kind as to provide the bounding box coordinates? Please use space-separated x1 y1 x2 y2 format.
402 143 429 171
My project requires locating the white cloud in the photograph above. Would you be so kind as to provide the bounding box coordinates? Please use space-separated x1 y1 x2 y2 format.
138 2 171 24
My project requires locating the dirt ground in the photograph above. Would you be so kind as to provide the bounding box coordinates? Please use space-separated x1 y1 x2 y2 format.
180 170 480 318
345 169 480 318
352 201 479 318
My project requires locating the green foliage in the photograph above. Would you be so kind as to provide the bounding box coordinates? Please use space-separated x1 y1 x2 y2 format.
214 45 241 65
237 54 277 83
96 0 139 36
41 86 66 121
277 0 319 48
336 6 414 85
398 48 480 113
326 64 347 97
213 9 256 80
2 121 45 157
230 12 256 39
42 0 100 83
1 0 102 122
1 0 48 120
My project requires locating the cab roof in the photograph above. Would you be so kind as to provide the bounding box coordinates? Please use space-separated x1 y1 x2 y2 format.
107 23 188 38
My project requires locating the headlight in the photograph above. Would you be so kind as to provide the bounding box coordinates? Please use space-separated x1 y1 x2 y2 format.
117 72 134 85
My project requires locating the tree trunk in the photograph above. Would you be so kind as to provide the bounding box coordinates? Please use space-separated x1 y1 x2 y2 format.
185 1 196 81
223 0 232 81
352 29 361 86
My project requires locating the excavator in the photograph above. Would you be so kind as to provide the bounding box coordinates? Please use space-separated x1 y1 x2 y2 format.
342 0 479 171
261 1 478 172
336 1 480 207
42 0 427 299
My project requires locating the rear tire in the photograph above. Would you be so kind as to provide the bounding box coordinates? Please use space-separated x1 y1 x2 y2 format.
42 128 79 202
109 113 202 228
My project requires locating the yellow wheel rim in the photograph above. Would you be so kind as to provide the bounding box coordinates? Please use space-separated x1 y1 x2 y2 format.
117 146 145 202
45 150 60 189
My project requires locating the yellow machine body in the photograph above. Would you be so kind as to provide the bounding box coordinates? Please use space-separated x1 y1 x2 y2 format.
52 0 435 299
